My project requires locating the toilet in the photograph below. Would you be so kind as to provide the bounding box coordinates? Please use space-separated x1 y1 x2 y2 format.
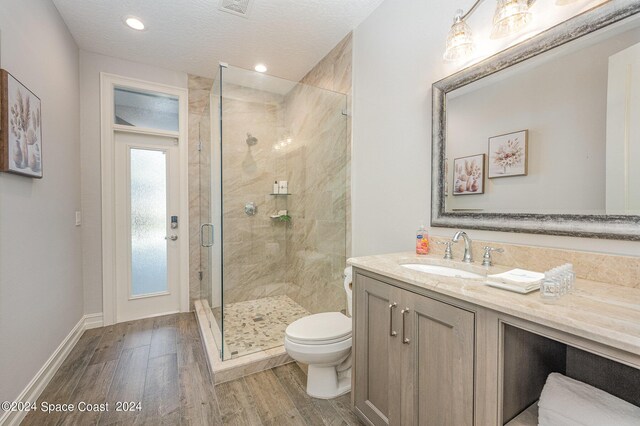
284 267 353 399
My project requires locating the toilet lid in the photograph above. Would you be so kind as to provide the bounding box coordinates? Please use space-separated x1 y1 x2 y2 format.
285 312 352 344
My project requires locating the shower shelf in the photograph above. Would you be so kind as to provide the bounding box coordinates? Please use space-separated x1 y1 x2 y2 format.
270 210 291 221
269 193 292 196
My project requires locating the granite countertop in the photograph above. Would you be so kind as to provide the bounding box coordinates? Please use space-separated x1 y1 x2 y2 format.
348 252 640 355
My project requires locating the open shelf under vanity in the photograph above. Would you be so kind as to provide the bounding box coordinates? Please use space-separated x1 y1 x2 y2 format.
501 324 640 425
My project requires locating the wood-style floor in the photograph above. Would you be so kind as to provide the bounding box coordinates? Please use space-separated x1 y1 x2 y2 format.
22 313 362 426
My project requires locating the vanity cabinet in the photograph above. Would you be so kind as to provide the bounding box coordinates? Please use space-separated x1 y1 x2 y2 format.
354 273 475 426
351 255 640 426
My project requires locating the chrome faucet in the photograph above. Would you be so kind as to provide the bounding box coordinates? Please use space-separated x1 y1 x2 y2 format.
452 231 473 263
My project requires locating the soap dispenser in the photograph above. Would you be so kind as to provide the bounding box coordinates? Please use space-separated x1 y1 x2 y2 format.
416 223 430 255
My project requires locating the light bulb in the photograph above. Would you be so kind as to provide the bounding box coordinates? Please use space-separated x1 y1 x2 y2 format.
491 0 532 39
443 10 474 62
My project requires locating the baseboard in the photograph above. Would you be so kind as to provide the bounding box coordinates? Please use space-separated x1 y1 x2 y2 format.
84 312 104 329
0 313 104 426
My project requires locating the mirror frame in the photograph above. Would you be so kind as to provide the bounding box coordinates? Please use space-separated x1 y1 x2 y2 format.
432 0 640 240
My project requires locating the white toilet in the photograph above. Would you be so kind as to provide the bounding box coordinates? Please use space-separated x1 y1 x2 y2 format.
284 267 353 399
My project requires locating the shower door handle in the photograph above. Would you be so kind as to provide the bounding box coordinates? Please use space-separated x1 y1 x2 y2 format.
200 223 214 247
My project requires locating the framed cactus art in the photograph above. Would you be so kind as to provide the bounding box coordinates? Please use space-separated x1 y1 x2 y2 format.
0 69 43 178
453 154 485 195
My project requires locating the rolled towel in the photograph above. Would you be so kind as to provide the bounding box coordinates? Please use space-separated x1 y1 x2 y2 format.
538 373 640 426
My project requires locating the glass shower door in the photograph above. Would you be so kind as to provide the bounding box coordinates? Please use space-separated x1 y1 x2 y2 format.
200 63 348 362
197 73 224 358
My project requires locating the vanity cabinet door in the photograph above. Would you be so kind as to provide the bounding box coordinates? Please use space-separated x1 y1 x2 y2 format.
354 274 403 425
402 290 475 426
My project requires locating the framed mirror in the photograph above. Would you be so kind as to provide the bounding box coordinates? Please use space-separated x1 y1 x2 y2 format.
432 1 640 240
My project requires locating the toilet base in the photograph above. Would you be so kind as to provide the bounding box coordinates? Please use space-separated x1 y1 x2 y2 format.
306 365 351 399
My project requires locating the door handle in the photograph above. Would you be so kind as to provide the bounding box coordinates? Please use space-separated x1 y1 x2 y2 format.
200 223 214 247
389 302 398 337
401 308 410 344
165 235 178 241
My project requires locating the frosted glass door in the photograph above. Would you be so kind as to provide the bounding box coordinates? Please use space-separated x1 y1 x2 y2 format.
130 148 168 296
114 131 180 322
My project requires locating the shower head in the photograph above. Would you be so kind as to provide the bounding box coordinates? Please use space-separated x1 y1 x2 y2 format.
246 133 258 146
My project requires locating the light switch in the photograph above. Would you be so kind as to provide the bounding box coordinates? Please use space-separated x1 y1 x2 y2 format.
75 211 82 226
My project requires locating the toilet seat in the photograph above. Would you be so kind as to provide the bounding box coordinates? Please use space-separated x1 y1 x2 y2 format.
285 312 352 345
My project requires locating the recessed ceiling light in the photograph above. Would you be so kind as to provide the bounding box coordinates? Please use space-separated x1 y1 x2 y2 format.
125 16 145 31
254 64 267 73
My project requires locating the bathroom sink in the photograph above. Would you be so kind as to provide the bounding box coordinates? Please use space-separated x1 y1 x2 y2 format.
401 263 484 279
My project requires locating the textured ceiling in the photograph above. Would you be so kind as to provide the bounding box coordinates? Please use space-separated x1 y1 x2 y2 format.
52 0 384 81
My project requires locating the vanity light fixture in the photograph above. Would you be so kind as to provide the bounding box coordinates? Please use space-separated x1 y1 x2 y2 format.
443 9 475 61
124 16 145 31
254 64 267 73
443 0 539 62
491 0 533 39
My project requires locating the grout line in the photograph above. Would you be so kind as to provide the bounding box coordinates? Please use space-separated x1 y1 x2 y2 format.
239 376 266 426
273 364 318 421
65 330 104 400
93 328 111 426
268 368 307 424
95 356 120 426
208 366 227 426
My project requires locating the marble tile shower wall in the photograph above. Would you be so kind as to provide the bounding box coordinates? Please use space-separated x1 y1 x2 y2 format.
300 34 353 260
188 75 213 308
221 89 290 304
284 34 352 314
187 33 353 314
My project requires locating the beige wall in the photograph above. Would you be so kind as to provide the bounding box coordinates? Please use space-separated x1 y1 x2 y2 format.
0 0 83 403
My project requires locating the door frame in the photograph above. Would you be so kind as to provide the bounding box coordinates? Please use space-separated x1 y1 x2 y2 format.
100 72 189 325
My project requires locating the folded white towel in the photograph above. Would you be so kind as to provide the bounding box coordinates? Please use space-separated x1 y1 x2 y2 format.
484 280 540 294
487 268 545 286
538 373 640 426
